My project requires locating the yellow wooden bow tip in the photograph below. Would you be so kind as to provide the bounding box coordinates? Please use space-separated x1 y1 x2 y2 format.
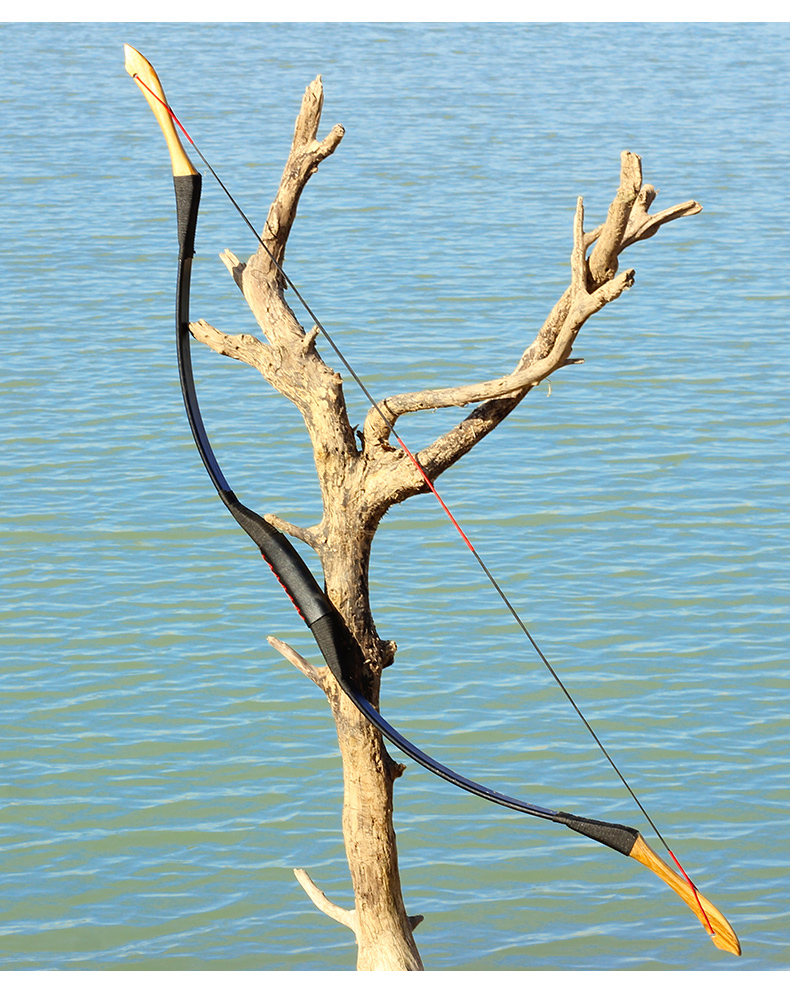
630 834 741 956
124 44 197 178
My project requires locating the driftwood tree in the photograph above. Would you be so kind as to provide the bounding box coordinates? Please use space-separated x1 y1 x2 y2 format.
189 79 701 970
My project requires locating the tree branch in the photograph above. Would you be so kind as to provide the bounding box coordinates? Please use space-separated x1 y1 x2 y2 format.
587 150 642 283
264 513 322 549
189 318 274 374
362 195 633 464
360 153 696 513
268 636 327 689
622 190 703 250
293 868 358 931
250 76 345 282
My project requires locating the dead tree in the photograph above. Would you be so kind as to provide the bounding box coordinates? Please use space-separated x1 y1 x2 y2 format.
189 78 701 971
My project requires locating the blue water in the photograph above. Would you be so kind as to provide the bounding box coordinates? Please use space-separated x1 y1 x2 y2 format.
1 21 788 971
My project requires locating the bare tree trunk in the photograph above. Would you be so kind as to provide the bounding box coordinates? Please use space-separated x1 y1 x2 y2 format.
190 77 701 970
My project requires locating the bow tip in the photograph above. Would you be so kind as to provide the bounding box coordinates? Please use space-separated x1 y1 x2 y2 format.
123 43 144 78
710 927 742 957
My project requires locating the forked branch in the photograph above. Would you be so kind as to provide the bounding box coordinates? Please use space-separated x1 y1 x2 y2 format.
362 197 633 448
359 152 699 505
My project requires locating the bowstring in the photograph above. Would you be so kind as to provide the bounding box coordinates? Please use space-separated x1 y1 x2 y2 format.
134 74 713 930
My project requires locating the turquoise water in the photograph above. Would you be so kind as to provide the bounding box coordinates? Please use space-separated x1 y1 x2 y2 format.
1 21 789 971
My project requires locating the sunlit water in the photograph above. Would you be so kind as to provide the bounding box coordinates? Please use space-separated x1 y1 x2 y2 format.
1 21 789 971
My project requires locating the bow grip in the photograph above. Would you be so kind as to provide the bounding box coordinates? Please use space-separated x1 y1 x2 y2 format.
220 492 333 627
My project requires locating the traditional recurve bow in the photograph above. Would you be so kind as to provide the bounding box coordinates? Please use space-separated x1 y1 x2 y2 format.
125 44 740 957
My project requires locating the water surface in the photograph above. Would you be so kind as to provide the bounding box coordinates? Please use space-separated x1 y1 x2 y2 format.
1 21 788 971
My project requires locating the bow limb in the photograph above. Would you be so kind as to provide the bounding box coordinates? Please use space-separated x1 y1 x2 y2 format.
124 47 335 626
124 48 224 497
557 813 740 955
293 607 742 962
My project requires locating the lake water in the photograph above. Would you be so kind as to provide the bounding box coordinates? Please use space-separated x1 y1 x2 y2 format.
1 20 789 972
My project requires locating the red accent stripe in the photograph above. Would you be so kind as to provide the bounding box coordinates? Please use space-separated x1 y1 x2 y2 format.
667 848 716 936
133 74 197 147
393 435 477 554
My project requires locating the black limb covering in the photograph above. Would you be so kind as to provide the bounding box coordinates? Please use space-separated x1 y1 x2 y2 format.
556 811 639 856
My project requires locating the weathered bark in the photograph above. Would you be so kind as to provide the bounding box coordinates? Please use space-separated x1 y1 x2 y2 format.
189 77 701 970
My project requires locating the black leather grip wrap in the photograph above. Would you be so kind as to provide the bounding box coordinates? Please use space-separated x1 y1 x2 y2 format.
174 173 201 259
308 610 361 686
555 811 639 856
